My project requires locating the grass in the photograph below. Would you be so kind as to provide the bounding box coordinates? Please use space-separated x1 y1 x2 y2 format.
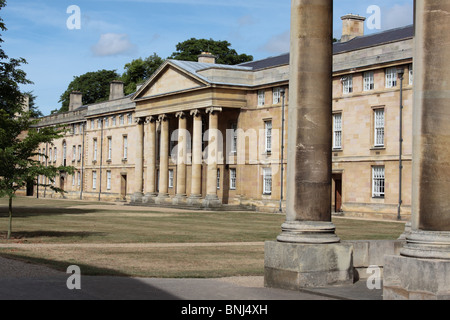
0 196 405 278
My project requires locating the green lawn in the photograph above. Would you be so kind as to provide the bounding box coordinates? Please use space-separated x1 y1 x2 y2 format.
0 196 405 278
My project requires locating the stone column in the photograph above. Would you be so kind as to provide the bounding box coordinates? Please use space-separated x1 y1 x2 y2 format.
143 116 157 203
384 0 450 300
187 109 203 205
265 0 353 290
202 107 222 208
131 117 144 202
173 112 188 204
156 114 170 202
277 0 339 244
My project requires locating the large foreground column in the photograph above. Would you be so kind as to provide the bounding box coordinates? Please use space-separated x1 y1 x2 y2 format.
384 0 450 300
265 0 353 290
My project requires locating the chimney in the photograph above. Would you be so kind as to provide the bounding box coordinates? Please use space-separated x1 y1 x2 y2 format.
110 80 124 100
69 91 83 111
341 14 366 42
198 52 217 64
22 95 30 113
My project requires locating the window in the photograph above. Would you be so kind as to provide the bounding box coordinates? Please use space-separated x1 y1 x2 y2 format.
54 147 57 162
263 167 272 195
73 124 77 135
78 145 82 161
123 136 128 159
374 109 385 147
168 169 174 188
342 75 353 94
93 139 98 161
364 72 374 91
97 119 102 129
217 169 220 190
127 113 133 125
119 114 124 125
231 123 238 153
257 90 265 106
90 120 94 130
77 172 81 187
92 171 97 190
38 149 41 162
72 145 76 162
230 168 236 190
62 142 67 165
409 64 413 86
372 166 385 198
112 116 116 126
273 87 281 104
107 171 111 190
72 174 75 187
333 113 343 149
386 67 397 88
264 120 272 153
107 137 112 161
49 148 53 163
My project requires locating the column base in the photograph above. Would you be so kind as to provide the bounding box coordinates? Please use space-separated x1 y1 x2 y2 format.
400 230 450 259
130 192 144 203
384 254 450 300
264 241 354 289
142 193 158 204
277 221 341 244
187 194 202 206
155 193 170 205
202 195 222 208
172 194 187 205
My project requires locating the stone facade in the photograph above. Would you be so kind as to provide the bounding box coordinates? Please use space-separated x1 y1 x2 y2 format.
30 18 414 220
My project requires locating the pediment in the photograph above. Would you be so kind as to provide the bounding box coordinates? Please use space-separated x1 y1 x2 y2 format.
134 62 207 100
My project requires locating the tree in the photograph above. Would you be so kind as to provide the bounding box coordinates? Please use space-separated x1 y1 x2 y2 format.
169 38 253 65
58 69 120 112
120 53 164 95
0 0 74 239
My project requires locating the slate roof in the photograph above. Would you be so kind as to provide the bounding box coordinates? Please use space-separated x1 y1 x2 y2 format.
239 25 414 70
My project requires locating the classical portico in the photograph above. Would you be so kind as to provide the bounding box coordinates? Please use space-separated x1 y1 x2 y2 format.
130 58 247 208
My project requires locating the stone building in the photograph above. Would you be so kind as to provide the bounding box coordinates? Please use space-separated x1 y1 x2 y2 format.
32 16 414 220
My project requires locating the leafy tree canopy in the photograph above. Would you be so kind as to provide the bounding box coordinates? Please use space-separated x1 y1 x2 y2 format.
0 0 74 238
169 38 253 65
58 69 120 113
120 53 164 96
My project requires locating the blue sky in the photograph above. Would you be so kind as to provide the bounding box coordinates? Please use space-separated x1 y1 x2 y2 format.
1 0 413 115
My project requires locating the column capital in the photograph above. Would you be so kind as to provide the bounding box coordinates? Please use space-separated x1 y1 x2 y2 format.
134 117 146 125
190 109 202 117
175 111 186 119
158 114 169 122
205 107 222 115
145 116 156 124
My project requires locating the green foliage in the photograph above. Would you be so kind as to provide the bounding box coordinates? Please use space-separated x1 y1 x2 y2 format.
120 53 164 95
169 38 253 65
58 69 120 112
0 0 74 238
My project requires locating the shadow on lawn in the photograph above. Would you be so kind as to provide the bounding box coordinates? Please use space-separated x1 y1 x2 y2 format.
0 231 107 240
0 206 100 217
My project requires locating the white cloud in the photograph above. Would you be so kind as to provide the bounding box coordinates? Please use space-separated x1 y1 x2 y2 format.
91 33 137 56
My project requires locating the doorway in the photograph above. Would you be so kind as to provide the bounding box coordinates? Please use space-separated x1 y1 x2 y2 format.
333 174 343 213
121 174 127 200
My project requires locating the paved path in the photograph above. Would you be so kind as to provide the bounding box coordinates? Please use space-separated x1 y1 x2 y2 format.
0 256 383 301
